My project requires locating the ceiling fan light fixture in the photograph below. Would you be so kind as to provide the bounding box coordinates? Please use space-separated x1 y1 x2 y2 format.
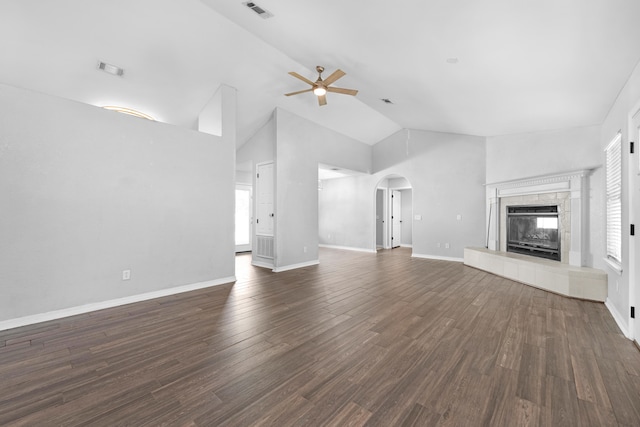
285 66 356 106
313 86 327 96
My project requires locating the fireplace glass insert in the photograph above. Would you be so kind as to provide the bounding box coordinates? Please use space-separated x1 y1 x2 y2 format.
506 205 560 261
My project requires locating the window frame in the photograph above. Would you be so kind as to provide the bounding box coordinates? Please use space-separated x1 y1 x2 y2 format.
604 132 623 272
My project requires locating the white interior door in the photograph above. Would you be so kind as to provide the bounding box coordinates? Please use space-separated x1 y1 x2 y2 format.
256 162 274 236
391 190 402 248
235 185 252 253
631 109 640 341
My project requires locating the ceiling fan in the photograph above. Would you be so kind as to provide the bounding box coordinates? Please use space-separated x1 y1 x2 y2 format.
285 66 358 106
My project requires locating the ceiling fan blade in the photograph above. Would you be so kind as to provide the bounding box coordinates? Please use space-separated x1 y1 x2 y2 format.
285 88 314 96
288 71 315 86
326 87 358 96
322 69 346 86
318 94 327 106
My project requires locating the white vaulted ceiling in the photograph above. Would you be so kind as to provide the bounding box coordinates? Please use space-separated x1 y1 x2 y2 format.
2 0 640 147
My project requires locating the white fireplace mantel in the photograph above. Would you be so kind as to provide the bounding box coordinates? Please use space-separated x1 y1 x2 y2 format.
485 169 596 267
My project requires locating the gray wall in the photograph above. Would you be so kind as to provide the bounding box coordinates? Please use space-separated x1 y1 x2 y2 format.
236 170 253 185
373 129 486 259
0 84 235 322
275 108 372 268
319 175 376 250
400 189 413 246
237 113 276 168
486 125 601 183
376 189 384 246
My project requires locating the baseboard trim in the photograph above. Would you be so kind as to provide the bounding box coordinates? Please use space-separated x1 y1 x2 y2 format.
319 244 376 253
273 260 320 272
400 244 413 248
0 276 236 332
252 260 274 269
605 298 631 339
411 253 464 263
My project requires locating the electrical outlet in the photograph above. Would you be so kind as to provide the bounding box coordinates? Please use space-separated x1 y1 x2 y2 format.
456 214 462 221
445 243 450 249
122 269 131 281
303 246 307 253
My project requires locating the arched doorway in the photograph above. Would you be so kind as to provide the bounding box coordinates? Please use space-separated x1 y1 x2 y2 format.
374 175 412 251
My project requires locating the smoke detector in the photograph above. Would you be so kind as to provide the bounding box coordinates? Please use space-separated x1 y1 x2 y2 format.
242 2 274 19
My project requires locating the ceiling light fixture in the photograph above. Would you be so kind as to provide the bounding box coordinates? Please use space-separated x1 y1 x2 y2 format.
97 61 124 76
313 85 327 96
102 106 155 121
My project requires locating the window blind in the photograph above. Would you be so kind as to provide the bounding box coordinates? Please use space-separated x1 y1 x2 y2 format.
605 133 622 264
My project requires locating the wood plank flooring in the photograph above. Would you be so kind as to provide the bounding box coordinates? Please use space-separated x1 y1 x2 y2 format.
1 248 639 426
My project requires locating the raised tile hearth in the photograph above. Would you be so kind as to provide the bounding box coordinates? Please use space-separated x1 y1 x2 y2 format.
464 247 607 302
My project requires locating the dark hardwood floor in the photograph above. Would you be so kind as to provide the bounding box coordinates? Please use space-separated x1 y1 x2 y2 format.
1 248 639 426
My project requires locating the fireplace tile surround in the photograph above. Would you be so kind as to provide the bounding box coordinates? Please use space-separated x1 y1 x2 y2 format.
464 169 608 301
486 169 593 267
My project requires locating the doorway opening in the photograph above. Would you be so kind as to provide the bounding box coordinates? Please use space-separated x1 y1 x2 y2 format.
235 184 252 253
375 175 413 251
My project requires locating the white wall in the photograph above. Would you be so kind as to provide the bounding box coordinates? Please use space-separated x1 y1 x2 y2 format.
373 129 486 260
275 108 373 268
600 58 640 339
237 113 276 167
319 176 375 250
486 126 602 183
400 189 413 246
389 177 411 188
236 170 253 185
0 84 235 322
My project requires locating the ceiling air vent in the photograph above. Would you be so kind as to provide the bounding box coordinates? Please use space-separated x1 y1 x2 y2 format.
97 61 124 77
242 2 274 19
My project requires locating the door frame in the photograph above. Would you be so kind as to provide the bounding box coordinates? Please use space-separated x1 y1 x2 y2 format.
628 106 640 342
391 190 402 248
373 176 413 251
235 184 253 253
